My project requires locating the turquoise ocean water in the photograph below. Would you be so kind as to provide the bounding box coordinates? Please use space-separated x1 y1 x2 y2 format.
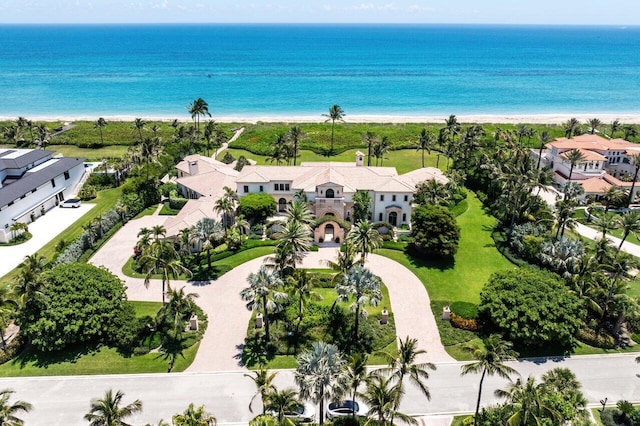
0 24 639 118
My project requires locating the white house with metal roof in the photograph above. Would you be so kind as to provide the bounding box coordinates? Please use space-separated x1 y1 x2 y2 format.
0 149 85 242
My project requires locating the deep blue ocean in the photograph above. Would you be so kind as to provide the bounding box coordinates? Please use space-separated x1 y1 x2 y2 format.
0 24 639 118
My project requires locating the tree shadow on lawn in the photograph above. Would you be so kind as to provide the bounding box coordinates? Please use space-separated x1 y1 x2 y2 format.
10 343 103 370
403 245 455 272
237 334 277 368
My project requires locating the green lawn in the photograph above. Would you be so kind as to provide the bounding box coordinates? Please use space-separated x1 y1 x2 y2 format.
221 147 446 175
0 300 204 377
48 144 131 160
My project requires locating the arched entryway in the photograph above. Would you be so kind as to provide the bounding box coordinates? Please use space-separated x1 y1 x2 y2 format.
388 211 398 227
324 224 335 241
325 188 335 198
278 198 287 212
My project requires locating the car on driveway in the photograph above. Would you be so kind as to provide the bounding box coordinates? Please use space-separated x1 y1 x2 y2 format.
326 400 369 419
60 199 81 208
268 402 315 423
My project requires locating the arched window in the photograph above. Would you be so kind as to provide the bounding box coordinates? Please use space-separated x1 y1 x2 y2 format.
388 211 398 227
402 213 407 222
278 198 287 212
325 188 335 198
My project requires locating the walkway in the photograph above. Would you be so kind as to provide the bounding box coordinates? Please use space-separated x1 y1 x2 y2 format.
213 127 244 160
0 204 94 278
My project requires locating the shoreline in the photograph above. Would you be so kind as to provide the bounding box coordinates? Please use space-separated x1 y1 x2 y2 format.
1 113 640 125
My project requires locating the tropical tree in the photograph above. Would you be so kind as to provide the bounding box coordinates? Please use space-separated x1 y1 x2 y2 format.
133 118 146 143
336 265 382 343
592 211 620 240
139 240 191 304
495 376 563 426
172 403 217 426
287 126 305 166
563 118 581 139
623 124 638 141
284 200 314 226
0 287 18 348
245 366 278 414
275 220 313 272
617 210 640 250
322 105 345 155
214 186 238 229
587 117 602 134
268 134 290 165
240 266 287 345
295 341 347 425
0 389 32 425
263 388 301 425
94 117 108 145
188 97 211 136
343 353 368 415
352 190 372 223
362 131 377 166
627 153 640 206
536 131 553 169
460 334 519 425
345 220 382 261
373 136 391 166
360 373 417 425
610 119 622 138
84 389 142 426
286 269 321 331
602 186 628 213
565 148 586 183
416 128 436 168
159 285 198 339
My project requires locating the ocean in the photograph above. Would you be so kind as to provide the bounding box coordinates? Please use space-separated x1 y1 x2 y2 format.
0 24 639 118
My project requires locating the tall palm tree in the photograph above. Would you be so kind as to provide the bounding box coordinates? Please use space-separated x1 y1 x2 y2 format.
602 186 628 213
587 117 602 134
188 97 211 136
536 130 553 169
286 269 321 331
159 285 199 338
624 124 638 141
287 126 305 166
172 403 217 426
373 136 391 166
263 388 301 425
495 376 563 426
139 240 191 304
360 373 417 425
94 117 108 145
564 148 585 183
627 153 640 206
416 128 436 168
202 120 218 157
285 200 314 225
460 334 519 425
268 134 290 165
84 389 142 426
0 287 18 348
0 389 32 425
343 353 368 416
271 221 313 274
322 105 345 155
610 119 622 138
133 118 146 143
592 211 620 240
362 131 377 166
563 118 580 139
240 266 287 345
324 242 362 284
15 253 47 308
346 220 382 261
618 211 640 250
244 365 278 414
214 186 238 229
295 341 347 425
336 265 382 343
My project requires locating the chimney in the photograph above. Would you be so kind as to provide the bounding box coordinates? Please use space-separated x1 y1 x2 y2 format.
355 151 364 167
188 160 199 176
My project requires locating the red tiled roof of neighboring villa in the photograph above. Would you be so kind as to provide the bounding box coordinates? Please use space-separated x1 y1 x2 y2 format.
546 134 634 151
603 173 635 187
559 149 607 162
579 177 612 194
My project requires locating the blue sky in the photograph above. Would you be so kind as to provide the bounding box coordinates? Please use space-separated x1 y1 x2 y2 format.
0 0 638 24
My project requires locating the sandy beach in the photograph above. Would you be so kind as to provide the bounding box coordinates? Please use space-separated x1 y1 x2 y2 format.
2 113 640 125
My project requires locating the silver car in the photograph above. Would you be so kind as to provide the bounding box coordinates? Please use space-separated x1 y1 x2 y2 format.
269 402 316 423
326 400 369 419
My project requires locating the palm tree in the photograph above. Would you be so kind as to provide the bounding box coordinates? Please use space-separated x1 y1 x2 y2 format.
322 105 345 155
188 97 211 136
623 124 638 141
565 148 586 183
627 153 640 206
214 186 238 229
94 117 108 145
336 265 382 343
587 117 602 134
495 376 563 426
360 373 417 425
536 130 553 169
84 389 142 426
592 211 620 240
324 242 362 283
202 120 218 156
0 287 18 349
610 119 622 137
373 136 391 166
343 353 368 416
286 269 321 331
159 285 199 338
285 200 314 225
268 134 290 165
277 220 313 271
460 334 519 425
172 403 217 426
416 128 436 168
618 211 640 250
287 126 305 166
15 253 47 308
240 266 287 345
563 117 580 139
0 389 32 425
352 190 372 223
244 365 278 414
133 118 146 143
263 388 301 425
602 186 628 213
362 131 377 166
139 240 191 304
295 341 347 425
379 336 435 425
346 220 382 261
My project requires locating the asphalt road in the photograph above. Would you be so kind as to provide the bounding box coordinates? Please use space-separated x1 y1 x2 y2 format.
1 353 638 425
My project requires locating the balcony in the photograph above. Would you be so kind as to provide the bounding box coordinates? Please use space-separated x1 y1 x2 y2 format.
315 197 345 206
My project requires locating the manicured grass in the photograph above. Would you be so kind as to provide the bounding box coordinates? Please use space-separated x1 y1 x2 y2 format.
221 147 446 175
48 144 130 160
451 415 472 426
131 301 163 318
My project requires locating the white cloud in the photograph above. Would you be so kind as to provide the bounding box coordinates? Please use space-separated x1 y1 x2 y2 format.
380 3 397 10
353 3 375 10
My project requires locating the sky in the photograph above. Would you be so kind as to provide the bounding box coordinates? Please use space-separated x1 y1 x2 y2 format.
0 0 638 25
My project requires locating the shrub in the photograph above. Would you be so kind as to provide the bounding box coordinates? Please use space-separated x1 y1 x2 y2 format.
238 193 276 224
221 152 235 164
169 197 188 210
411 204 460 257
450 312 479 331
577 328 616 349
234 155 250 171
85 172 116 189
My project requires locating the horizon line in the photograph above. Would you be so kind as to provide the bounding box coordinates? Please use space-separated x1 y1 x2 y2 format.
0 22 638 27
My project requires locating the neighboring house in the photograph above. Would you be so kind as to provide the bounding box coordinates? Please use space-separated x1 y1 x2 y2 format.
535 134 640 201
171 151 448 243
0 149 85 242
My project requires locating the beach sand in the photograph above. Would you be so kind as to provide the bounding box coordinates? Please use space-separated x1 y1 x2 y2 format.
2 113 640 125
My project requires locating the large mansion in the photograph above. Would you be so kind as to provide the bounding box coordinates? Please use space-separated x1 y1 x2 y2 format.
0 149 85 242
536 134 640 201
167 151 447 242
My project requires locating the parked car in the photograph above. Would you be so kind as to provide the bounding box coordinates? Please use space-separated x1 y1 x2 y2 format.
60 199 81 208
268 402 315 423
326 400 369 419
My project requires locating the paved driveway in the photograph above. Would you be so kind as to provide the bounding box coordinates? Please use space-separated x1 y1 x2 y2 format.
0 204 94 278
